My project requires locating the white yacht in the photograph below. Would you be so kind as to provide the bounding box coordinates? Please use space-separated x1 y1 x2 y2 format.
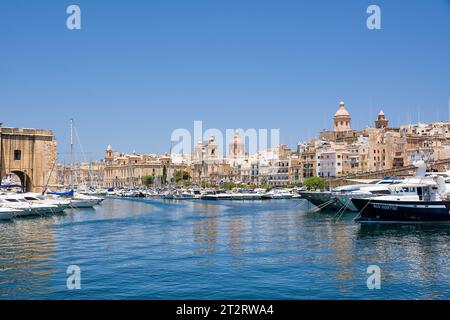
69 193 104 208
0 194 59 216
78 188 108 197
46 190 104 208
230 189 262 200
200 190 232 200
22 193 71 213
353 177 450 223
334 179 403 212
161 189 197 200
261 189 293 200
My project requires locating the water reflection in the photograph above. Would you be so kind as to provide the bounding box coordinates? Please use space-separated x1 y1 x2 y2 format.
358 223 450 238
192 203 221 263
0 217 56 298
356 223 450 299
0 198 449 299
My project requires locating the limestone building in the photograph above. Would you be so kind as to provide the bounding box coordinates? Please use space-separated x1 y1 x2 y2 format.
192 137 234 183
0 125 57 192
103 146 191 188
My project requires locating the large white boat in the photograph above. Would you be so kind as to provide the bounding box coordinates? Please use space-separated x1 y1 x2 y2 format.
334 178 403 212
47 189 104 209
22 193 71 213
69 193 104 208
0 194 59 216
200 190 232 200
161 189 200 200
353 177 450 223
230 189 262 200
299 178 402 211
77 187 108 197
261 189 293 200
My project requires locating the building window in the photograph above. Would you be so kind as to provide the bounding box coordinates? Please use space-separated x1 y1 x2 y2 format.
14 150 21 161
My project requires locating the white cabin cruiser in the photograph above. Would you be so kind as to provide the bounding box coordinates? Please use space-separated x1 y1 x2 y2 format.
69 193 104 208
261 189 293 200
335 179 403 212
231 189 262 200
0 194 59 216
46 190 104 209
353 177 450 223
22 193 71 213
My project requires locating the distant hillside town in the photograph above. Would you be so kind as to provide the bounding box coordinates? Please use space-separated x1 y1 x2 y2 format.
55 102 450 188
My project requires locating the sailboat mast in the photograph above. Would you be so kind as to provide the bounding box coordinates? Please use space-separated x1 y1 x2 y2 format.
70 119 74 167
70 118 74 187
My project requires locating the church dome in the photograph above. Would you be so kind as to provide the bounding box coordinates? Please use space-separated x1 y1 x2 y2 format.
334 102 350 117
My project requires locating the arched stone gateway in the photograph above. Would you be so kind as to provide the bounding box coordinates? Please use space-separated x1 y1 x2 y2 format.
0 126 57 193
1 171 32 192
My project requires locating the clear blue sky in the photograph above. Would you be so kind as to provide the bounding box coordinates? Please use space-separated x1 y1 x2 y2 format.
1 0 450 162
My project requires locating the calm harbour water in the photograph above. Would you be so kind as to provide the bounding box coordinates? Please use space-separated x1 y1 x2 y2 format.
0 198 449 300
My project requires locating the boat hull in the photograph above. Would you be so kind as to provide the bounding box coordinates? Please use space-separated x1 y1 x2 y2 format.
231 194 261 200
201 195 218 200
262 194 293 200
298 191 342 210
0 211 14 220
352 198 450 223
69 199 102 208
335 193 377 212
14 208 42 217
0 208 24 220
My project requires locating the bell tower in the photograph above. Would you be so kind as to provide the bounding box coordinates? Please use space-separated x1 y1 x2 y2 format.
375 110 389 129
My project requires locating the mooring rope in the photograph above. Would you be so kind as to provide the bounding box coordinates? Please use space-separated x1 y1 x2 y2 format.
334 197 352 222
353 198 373 221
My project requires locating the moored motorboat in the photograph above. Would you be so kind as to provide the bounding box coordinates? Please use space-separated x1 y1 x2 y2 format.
201 192 218 200
165 189 200 200
335 178 403 212
0 194 57 216
47 190 103 208
353 178 450 223
22 193 71 213
162 191 176 199
230 190 262 200
297 190 342 210
261 189 293 200
69 193 104 208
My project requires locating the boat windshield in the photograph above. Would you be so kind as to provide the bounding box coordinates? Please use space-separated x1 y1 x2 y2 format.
24 197 39 201
370 190 391 195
